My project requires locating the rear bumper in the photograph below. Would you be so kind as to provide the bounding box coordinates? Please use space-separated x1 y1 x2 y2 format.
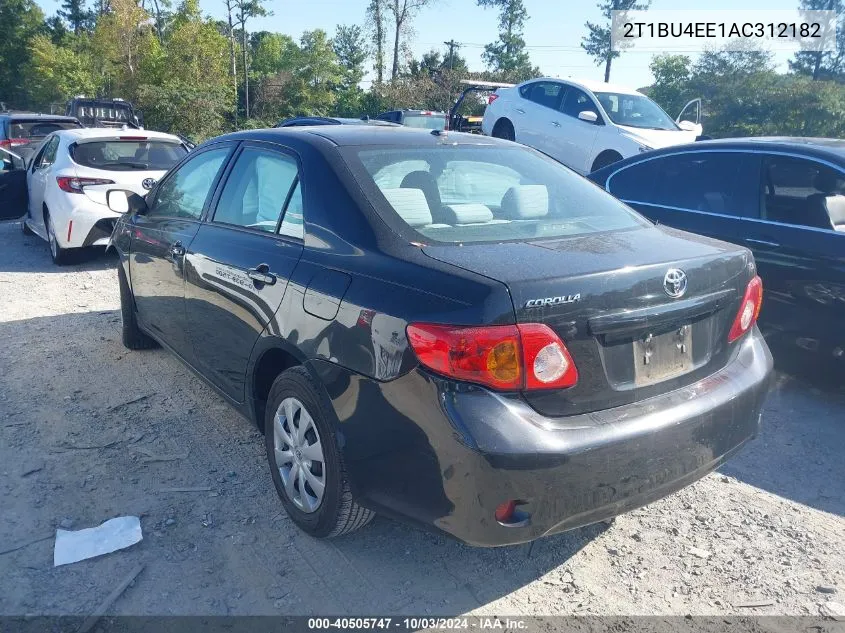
315 328 773 547
48 196 121 249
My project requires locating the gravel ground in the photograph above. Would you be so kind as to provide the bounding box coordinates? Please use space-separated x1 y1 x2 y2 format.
0 219 843 619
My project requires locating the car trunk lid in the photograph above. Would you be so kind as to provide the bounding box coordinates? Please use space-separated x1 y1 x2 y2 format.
422 225 754 417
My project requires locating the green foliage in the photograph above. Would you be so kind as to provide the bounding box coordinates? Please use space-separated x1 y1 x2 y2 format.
582 0 650 82
58 0 95 34
477 0 537 79
0 0 45 107
789 0 845 81
647 47 845 139
24 33 99 107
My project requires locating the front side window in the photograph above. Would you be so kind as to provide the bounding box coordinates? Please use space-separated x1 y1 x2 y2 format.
344 145 648 243
213 147 300 234
595 92 679 131
521 82 565 110
70 140 187 171
763 156 845 231
148 147 229 219
37 136 60 168
608 152 758 217
561 88 600 120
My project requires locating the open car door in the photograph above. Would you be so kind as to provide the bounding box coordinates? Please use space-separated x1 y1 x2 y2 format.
676 98 704 138
450 79 515 133
0 147 28 220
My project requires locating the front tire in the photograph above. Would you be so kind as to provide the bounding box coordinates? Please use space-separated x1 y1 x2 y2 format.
265 367 374 538
45 212 70 265
591 151 623 173
119 266 157 350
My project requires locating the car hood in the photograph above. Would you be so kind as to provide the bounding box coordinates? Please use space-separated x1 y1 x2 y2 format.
617 125 698 149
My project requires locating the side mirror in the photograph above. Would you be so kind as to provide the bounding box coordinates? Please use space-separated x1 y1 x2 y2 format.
678 120 703 135
107 189 147 215
578 110 599 124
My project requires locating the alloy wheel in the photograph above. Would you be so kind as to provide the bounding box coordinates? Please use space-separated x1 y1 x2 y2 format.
273 397 326 513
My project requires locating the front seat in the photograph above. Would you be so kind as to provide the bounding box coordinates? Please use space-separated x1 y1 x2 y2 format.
805 172 840 231
400 171 444 223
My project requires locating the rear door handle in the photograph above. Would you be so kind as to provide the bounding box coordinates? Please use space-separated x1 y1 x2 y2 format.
744 238 780 248
515 108 526 114
170 241 185 257
247 263 277 285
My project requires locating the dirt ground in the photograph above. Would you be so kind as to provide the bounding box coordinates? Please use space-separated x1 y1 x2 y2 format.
0 219 843 619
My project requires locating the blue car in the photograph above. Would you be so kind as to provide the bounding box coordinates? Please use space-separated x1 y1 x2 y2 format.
590 137 845 370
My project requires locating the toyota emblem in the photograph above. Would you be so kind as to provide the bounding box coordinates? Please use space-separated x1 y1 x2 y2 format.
141 178 156 190
663 268 687 298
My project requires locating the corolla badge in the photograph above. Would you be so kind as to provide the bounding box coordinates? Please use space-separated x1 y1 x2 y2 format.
663 268 688 298
141 178 156 190
524 294 581 308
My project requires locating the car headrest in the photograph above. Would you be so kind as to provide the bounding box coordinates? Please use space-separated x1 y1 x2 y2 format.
501 185 549 219
442 204 494 224
381 188 432 227
814 170 839 194
825 194 845 227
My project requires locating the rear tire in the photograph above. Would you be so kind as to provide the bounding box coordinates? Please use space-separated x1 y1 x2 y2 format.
119 266 157 350
265 367 374 538
492 118 515 142
45 211 70 266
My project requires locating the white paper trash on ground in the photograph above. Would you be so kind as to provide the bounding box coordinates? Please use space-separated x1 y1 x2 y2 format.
54 516 143 566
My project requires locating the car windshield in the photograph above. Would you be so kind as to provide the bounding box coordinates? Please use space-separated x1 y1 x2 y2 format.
595 92 679 131
343 144 648 244
402 114 447 131
70 140 187 171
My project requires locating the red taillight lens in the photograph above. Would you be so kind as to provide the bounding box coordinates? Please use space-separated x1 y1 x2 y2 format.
0 138 29 148
488 94 500 105
728 275 763 343
56 176 115 193
406 323 577 391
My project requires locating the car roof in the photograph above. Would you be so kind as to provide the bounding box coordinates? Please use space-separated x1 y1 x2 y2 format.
524 77 641 96
591 136 845 179
277 116 398 127
0 113 80 122
210 125 510 148
53 127 183 142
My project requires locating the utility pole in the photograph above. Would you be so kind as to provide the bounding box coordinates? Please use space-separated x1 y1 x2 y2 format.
443 39 461 70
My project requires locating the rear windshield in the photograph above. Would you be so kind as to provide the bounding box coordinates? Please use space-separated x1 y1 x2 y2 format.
8 120 81 139
70 140 187 171
344 145 648 243
402 114 447 131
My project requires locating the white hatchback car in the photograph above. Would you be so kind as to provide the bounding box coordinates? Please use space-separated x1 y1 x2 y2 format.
22 128 189 264
481 77 702 175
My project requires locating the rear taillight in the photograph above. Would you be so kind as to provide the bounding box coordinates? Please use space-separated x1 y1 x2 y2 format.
0 138 28 148
488 94 500 105
728 275 763 343
56 176 114 193
406 323 578 391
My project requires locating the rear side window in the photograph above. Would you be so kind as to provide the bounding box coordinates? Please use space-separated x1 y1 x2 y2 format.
521 82 565 110
608 152 759 217
402 114 446 131
9 120 80 139
343 145 648 243
70 140 187 171
213 147 301 235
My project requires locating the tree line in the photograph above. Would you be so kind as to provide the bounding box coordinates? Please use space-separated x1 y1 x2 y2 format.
1 0 844 141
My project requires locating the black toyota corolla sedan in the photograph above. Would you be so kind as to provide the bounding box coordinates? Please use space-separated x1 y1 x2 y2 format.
105 126 772 546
